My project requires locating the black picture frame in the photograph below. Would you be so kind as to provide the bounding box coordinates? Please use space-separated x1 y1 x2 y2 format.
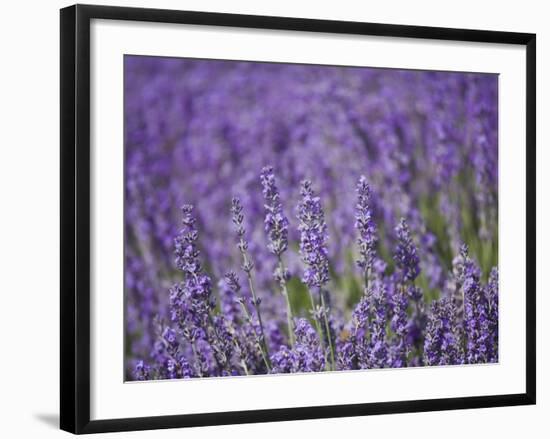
60 4 536 434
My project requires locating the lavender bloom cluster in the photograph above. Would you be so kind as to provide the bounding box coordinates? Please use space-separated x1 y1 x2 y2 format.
131 169 498 380
125 57 498 380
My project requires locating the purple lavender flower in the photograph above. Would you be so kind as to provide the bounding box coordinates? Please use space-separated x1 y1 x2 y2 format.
336 340 356 371
176 355 195 378
486 267 499 362
460 245 490 364
388 218 422 367
218 276 241 326
260 166 289 257
211 315 239 376
265 321 285 353
133 360 151 381
368 278 390 368
230 197 271 361
424 298 462 366
165 355 195 379
270 346 298 374
390 283 410 368
230 197 253 272
171 205 215 329
297 179 336 368
355 176 378 281
349 295 370 368
298 180 330 290
193 337 218 377
406 285 427 361
394 218 420 282
174 205 201 274
270 318 325 373
293 318 326 372
344 276 390 370
452 244 470 285
260 167 294 346
224 271 271 371
162 327 179 356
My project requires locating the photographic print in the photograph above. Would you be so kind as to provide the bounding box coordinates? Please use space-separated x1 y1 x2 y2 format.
124 55 498 381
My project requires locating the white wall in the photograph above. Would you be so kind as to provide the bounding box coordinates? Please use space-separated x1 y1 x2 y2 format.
0 0 546 437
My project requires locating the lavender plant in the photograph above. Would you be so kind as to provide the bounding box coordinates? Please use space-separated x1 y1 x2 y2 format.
297 179 336 368
355 176 378 288
125 56 499 380
260 166 294 346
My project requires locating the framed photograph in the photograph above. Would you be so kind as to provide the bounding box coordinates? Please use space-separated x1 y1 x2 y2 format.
60 4 536 434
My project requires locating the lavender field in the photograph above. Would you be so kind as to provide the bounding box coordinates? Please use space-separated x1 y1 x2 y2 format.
124 56 498 380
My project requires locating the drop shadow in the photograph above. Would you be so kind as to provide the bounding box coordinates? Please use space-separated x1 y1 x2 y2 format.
34 413 59 429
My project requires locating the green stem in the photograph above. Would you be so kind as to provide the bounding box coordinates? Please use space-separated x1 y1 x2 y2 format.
245 266 270 358
239 246 271 368
364 267 370 295
320 290 336 371
238 301 271 372
233 338 250 376
307 289 323 340
277 255 295 347
307 288 329 370
240 358 250 376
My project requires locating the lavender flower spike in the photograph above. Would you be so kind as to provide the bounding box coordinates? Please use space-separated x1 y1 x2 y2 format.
390 281 410 368
224 271 271 371
298 180 330 290
260 166 289 257
172 205 215 329
174 205 202 276
298 179 334 369
368 278 390 368
133 360 151 381
390 218 420 367
230 198 271 367
293 318 326 372
394 218 420 283
355 176 378 285
486 267 499 363
423 298 462 366
230 197 254 273
461 246 490 364
260 166 294 346
270 318 325 373
170 205 220 376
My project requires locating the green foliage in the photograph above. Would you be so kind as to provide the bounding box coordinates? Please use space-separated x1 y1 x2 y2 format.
286 276 312 316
